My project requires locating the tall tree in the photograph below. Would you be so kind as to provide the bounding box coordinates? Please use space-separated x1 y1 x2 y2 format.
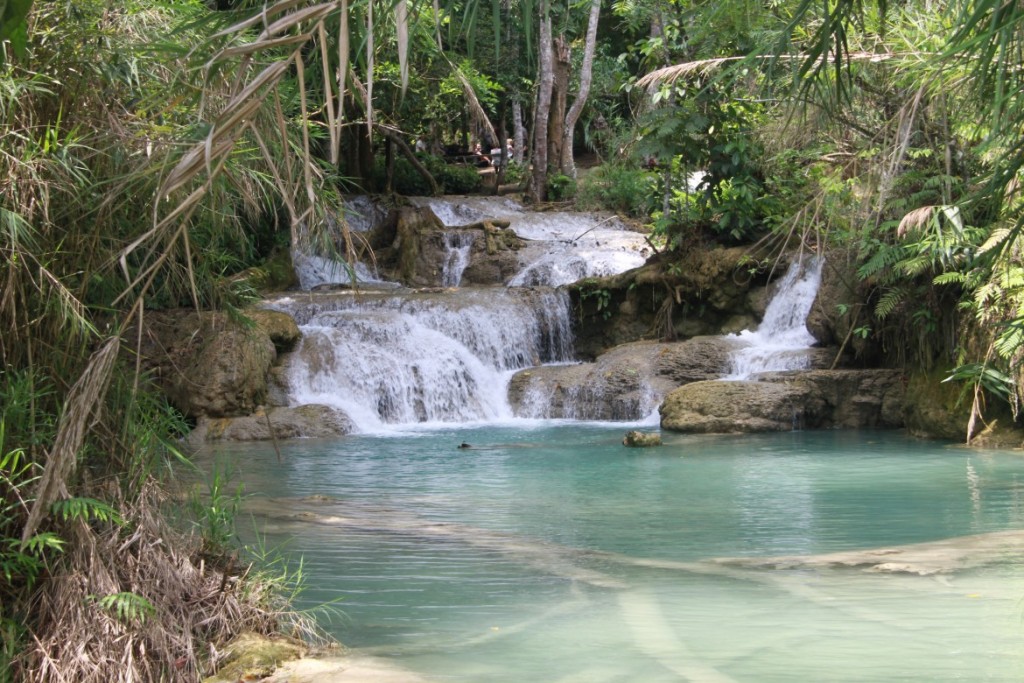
560 0 601 177
531 0 555 201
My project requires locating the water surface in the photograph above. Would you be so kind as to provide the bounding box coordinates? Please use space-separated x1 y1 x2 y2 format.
209 426 1024 682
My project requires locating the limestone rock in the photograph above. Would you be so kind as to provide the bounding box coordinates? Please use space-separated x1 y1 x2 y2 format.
192 404 354 444
137 310 277 418
508 338 734 421
247 309 301 352
660 369 905 433
660 380 807 433
902 371 1024 446
368 206 523 286
623 430 662 447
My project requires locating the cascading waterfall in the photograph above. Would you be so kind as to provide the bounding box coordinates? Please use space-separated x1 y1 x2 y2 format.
723 256 824 380
273 196 665 430
266 288 574 431
292 196 388 289
416 196 650 287
441 231 475 287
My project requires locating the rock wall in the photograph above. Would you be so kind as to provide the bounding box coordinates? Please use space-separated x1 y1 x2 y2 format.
136 309 299 419
367 205 523 286
569 248 780 360
659 369 906 433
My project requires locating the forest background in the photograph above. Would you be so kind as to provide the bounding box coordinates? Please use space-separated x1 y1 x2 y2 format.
3 0 1024 679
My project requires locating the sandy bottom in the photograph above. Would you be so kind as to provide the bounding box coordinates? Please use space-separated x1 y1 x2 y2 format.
263 654 428 682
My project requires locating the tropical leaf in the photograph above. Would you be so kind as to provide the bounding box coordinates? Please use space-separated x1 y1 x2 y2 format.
50 497 124 526
97 592 156 625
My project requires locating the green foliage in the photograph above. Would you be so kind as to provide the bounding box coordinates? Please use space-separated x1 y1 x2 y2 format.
382 154 482 195
0 0 32 62
580 283 613 320
943 363 1015 406
50 498 123 526
546 173 577 201
437 163 484 194
189 465 245 558
576 163 655 217
95 592 156 625
503 161 527 186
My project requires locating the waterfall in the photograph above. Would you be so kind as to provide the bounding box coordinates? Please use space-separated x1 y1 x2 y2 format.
723 257 823 380
266 288 575 431
417 197 650 287
292 196 388 290
292 252 385 290
441 231 475 287
269 196 665 430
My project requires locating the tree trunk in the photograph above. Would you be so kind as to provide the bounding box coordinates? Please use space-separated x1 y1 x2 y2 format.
561 0 601 177
548 34 570 175
512 99 526 163
384 138 395 193
374 124 440 196
531 1 554 203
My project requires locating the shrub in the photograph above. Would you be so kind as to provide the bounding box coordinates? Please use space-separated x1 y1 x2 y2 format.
438 163 483 194
576 163 655 217
547 173 577 201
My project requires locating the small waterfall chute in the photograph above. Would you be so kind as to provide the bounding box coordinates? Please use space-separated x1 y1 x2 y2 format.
441 231 476 287
292 196 389 290
723 257 823 380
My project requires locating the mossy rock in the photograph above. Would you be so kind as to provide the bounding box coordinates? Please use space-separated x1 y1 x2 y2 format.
204 632 306 683
623 430 662 447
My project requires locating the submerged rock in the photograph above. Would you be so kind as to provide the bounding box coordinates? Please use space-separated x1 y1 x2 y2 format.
711 529 1024 575
623 430 662 447
659 369 905 433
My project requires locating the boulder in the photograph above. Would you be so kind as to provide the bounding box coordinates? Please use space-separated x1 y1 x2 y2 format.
660 369 905 433
369 206 523 286
247 309 302 352
137 310 281 418
191 404 354 444
623 430 662 447
508 338 733 421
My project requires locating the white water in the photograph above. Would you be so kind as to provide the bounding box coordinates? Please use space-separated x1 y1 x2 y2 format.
292 252 386 290
292 196 389 290
441 231 475 287
723 257 823 380
266 288 575 431
415 197 650 287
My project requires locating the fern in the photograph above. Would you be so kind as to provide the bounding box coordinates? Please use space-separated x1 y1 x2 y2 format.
856 243 904 280
896 253 931 278
96 592 155 625
994 320 1024 360
874 287 906 319
933 271 966 285
978 227 1013 255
